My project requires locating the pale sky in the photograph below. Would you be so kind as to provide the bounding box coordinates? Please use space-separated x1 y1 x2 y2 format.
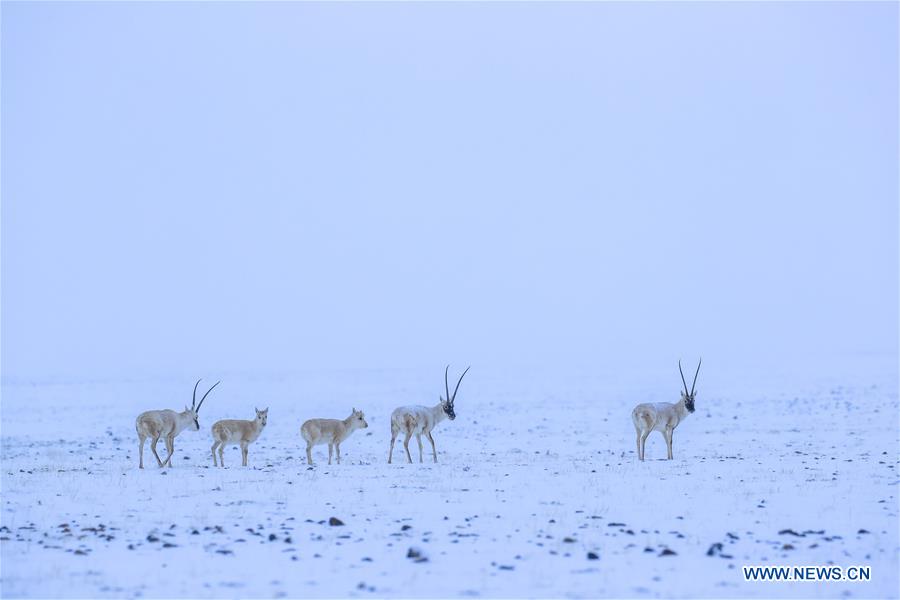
2 2 897 378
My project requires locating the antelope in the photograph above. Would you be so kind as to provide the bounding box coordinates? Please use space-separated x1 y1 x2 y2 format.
389 365 469 464
135 379 220 469
210 407 269 467
300 408 368 465
631 359 701 461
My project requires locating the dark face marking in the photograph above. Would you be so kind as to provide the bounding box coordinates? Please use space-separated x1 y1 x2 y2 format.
193 418 200 430
444 403 456 420
684 393 696 413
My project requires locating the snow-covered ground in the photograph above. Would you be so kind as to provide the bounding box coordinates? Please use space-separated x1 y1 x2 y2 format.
1 359 897 598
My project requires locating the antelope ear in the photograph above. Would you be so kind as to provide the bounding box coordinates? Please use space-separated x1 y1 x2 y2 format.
185 405 190 412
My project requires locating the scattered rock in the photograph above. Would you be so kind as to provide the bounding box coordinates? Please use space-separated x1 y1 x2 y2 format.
778 529 803 537
707 543 723 556
659 548 677 556
407 547 428 563
587 552 599 560
329 517 345 527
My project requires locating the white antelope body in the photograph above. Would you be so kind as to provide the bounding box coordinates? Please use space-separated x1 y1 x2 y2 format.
135 379 220 469
389 365 469 464
300 409 368 465
211 408 268 467
631 360 701 461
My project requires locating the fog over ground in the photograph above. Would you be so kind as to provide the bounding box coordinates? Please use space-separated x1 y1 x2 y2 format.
2 2 897 381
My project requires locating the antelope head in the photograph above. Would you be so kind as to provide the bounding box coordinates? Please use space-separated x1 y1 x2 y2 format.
187 379 220 430
678 359 701 413
441 365 470 421
255 407 269 427
350 407 368 428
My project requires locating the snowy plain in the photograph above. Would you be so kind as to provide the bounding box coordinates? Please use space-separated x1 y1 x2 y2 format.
1 358 897 599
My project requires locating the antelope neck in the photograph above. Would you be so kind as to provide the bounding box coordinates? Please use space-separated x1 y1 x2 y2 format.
675 398 691 419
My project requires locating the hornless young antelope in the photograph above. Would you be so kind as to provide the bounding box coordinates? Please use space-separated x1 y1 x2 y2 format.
135 379 220 469
210 407 268 467
300 408 368 465
631 359 701 461
388 365 469 464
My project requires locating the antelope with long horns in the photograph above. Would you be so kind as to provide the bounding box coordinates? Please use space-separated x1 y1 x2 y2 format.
135 379 220 468
631 360 701 461
389 365 470 464
211 407 268 467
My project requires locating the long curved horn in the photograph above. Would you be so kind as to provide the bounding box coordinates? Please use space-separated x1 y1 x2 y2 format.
678 360 689 397
690 358 702 396
196 380 220 412
450 366 470 404
444 365 450 403
192 379 202 410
